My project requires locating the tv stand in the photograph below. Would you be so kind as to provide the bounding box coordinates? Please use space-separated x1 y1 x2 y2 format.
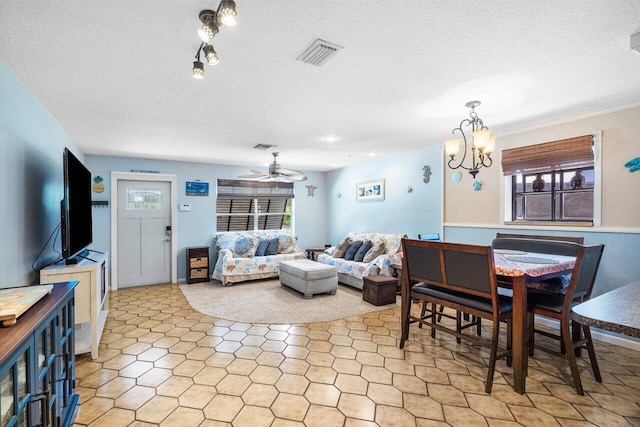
41 252 109 359
65 249 96 264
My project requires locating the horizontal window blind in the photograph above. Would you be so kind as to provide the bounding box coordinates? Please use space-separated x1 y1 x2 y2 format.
217 179 294 199
501 135 593 176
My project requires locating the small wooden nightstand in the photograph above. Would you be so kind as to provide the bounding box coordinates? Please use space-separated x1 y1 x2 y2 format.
305 248 326 261
186 247 209 284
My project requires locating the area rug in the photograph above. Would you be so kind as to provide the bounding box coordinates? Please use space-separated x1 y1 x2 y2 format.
179 279 397 324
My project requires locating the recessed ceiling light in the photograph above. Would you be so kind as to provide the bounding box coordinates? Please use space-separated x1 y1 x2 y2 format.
323 135 339 143
369 152 377 157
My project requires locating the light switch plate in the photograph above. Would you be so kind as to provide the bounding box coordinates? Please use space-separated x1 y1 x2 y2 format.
179 204 191 211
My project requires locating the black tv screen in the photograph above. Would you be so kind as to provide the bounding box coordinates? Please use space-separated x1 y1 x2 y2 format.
61 147 93 261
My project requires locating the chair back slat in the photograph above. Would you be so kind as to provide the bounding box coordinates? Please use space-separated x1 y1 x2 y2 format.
492 238 582 257
496 233 584 244
573 245 605 297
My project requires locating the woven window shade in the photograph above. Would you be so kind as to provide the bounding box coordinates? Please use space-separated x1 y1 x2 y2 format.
217 179 294 199
501 135 594 176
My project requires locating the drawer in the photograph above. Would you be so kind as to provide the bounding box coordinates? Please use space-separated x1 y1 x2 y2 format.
190 257 208 268
190 268 208 279
187 247 209 258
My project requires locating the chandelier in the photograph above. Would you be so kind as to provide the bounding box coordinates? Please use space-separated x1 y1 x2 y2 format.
444 101 495 178
192 1 237 79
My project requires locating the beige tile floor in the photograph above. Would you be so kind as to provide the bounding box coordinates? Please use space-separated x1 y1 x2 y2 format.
72 284 640 426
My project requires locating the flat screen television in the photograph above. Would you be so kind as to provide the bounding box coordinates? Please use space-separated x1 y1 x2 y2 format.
61 147 93 264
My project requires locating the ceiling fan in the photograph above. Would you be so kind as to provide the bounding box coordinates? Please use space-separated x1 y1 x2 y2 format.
238 152 308 182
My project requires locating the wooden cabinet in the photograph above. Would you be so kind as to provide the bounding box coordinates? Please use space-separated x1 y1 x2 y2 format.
40 253 108 359
186 247 209 284
0 282 78 427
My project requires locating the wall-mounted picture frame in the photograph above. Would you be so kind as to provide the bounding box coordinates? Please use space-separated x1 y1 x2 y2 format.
356 179 385 202
186 181 209 196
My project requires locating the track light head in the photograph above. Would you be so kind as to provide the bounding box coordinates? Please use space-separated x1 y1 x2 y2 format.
198 10 219 42
192 61 205 79
217 0 237 26
203 44 219 65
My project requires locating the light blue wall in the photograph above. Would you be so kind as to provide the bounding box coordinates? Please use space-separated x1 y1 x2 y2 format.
0 59 83 288
444 226 640 298
325 147 442 245
85 156 327 281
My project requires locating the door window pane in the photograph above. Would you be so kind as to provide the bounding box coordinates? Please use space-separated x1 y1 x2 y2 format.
127 188 164 209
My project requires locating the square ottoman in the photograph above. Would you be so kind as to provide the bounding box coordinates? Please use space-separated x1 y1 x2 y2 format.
363 275 397 306
279 259 338 299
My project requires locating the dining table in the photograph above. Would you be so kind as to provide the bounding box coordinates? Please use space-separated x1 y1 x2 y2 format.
492 249 576 394
572 281 640 338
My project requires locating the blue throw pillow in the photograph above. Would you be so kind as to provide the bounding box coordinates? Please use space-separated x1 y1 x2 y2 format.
234 236 258 258
264 238 279 256
255 239 270 257
353 240 373 262
343 240 363 261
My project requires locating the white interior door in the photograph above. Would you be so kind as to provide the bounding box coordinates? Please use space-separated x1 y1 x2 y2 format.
117 180 171 288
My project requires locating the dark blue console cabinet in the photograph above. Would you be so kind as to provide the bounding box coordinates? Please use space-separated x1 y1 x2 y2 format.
0 282 78 427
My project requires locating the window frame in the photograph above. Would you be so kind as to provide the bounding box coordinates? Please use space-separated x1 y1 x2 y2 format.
502 131 601 227
216 179 295 233
510 167 595 223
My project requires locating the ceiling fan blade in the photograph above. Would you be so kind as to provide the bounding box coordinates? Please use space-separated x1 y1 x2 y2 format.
250 169 268 175
278 167 304 175
237 173 265 179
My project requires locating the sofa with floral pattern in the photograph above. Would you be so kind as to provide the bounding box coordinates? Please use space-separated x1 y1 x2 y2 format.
212 231 305 285
316 232 405 289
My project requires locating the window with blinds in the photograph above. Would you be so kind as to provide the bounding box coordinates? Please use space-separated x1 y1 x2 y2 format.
502 135 595 224
216 179 293 232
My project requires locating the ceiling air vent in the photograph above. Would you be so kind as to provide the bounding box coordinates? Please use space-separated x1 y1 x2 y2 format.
254 144 276 150
297 39 343 67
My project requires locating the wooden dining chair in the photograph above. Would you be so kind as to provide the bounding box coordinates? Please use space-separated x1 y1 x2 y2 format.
399 239 512 394
492 237 601 356
526 244 604 395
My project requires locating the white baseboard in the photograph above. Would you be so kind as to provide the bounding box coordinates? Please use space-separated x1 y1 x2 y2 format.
535 316 640 352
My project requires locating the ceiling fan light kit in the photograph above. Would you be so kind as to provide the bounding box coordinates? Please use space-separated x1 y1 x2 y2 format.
238 153 308 182
192 1 237 79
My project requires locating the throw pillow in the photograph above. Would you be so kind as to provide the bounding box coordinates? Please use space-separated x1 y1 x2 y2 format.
254 239 270 257
277 235 297 254
363 240 386 263
343 240 363 261
234 236 258 258
332 236 353 258
354 240 373 262
264 238 279 256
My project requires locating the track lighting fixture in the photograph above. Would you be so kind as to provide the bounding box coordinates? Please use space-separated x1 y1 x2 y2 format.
191 2 238 79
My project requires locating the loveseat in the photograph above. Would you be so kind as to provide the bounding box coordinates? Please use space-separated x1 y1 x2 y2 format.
316 232 405 289
212 231 305 285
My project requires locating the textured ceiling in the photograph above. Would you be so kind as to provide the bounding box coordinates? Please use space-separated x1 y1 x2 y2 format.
1 1 640 172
